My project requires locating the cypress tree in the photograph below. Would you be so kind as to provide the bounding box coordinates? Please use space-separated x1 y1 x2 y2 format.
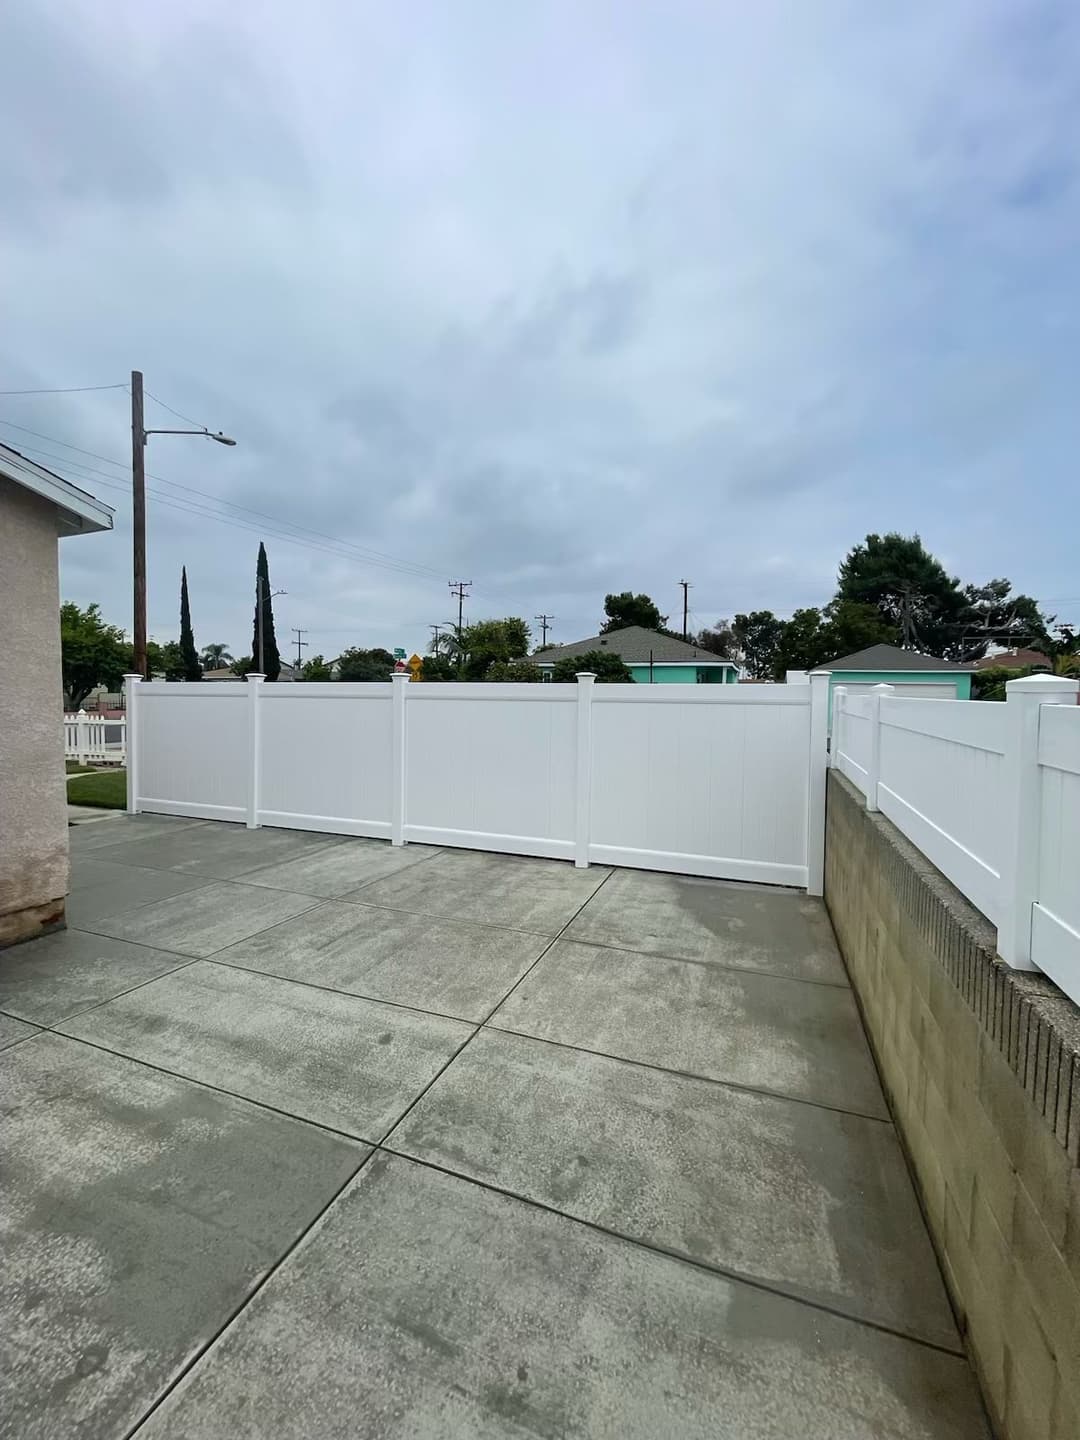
179 567 202 681
252 542 282 680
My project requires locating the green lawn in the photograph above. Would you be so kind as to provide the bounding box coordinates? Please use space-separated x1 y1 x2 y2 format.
67 769 127 808
65 760 94 775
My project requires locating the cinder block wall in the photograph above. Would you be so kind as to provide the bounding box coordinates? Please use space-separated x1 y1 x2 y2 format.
825 770 1080 1440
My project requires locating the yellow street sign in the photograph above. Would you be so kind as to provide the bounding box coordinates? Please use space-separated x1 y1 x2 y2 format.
408 652 424 680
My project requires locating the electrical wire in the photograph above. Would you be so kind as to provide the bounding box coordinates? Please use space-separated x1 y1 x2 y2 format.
143 390 206 429
0 418 453 584
0 383 127 396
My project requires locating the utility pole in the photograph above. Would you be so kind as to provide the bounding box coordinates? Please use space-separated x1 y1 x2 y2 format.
131 370 147 678
292 628 308 668
448 580 472 673
679 579 692 641
130 369 236 680
535 613 554 647
430 623 444 652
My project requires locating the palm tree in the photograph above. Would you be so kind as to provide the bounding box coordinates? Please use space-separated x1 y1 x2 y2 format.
199 643 234 672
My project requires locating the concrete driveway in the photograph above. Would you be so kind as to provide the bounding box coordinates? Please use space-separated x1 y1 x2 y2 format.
2 815 988 1438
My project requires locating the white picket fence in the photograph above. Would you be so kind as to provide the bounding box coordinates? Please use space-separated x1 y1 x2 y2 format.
123 672 830 891
834 675 1080 1001
64 711 126 765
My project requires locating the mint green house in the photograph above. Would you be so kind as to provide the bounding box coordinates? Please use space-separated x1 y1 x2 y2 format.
794 643 973 723
533 625 739 683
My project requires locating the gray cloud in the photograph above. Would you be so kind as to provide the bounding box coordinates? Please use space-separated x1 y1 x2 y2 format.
2 0 1079 662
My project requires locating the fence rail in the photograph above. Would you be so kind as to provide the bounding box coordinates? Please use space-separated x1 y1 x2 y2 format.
123 671 829 892
63 711 126 765
833 676 1080 1002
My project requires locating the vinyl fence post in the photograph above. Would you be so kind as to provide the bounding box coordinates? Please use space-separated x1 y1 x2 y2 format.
123 675 142 813
75 708 90 764
574 673 595 868
831 686 846 770
998 674 1079 969
806 671 829 895
392 671 410 846
246 673 265 829
865 683 894 813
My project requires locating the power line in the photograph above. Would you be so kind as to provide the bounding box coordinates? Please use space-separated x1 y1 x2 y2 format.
144 389 208 429
0 383 126 396
0 418 453 584
534 613 554 646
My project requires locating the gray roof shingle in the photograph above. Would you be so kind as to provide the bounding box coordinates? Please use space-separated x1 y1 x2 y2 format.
533 626 735 665
817 643 974 673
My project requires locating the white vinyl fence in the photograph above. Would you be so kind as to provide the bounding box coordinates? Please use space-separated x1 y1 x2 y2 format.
834 675 1080 1001
64 710 126 764
123 671 830 892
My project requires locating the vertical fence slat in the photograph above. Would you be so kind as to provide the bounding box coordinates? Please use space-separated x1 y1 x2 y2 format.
246 673 265 829
124 674 142 813
574 674 595 868
806 671 829 895
998 675 1079 970
391 672 409 846
865 683 893 813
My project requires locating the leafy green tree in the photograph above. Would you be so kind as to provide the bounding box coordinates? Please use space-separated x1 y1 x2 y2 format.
179 567 201 681
251 541 282 680
448 617 532 679
961 580 1053 659
420 654 456 682
835 533 969 658
732 611 785 679
820 599 899 659
695 621 737 659
299 654 334 681
231 656 255 677
60 602 130 709
486 660 543 681
199 642 233 671
551 650 633 683
773 608 827 677
143 639 186 681
600 592 669 633
337 646 395 682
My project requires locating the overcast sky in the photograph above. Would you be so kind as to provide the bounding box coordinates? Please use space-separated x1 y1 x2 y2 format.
3 0 1078 662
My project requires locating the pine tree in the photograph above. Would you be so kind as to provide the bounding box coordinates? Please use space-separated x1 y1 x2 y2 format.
252 542 282 680
179 567 202 681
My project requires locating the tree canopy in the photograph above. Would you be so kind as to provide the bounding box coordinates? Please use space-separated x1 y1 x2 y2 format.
600 592 669 634
442 617 532 679
551 650 632 683
60 602 129 709
199 642 233 672
299 654 334 681
336 647 395 682
731 612 786 679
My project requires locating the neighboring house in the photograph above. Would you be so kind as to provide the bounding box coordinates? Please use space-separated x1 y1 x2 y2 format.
973 649 1050 673
532 625 740 683
790 642 974 725
1 443 113 947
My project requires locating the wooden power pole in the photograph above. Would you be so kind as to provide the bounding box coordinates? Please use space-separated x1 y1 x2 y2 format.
131 370 147 678
535 613 554 647
679 579 691 641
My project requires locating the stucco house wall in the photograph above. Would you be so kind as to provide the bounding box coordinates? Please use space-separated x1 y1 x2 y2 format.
0 480 71 944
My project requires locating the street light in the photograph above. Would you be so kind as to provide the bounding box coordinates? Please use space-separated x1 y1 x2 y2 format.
131 369 236 678
144 427 237 447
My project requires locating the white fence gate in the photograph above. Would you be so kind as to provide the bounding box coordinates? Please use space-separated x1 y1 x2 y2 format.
833 675 1080 1003
123 672 830 892
64 711 126 764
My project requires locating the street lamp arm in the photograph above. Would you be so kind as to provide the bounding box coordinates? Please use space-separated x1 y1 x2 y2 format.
143 428 237 446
